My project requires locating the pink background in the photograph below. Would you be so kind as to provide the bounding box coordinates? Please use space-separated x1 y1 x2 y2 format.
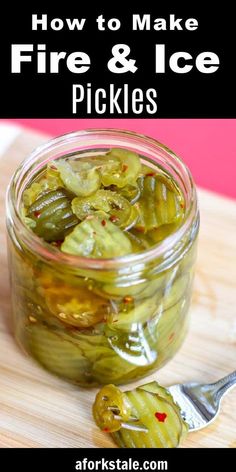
9 119 236 199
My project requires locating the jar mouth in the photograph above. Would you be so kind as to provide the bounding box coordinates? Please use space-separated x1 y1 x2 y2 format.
6 128 199 271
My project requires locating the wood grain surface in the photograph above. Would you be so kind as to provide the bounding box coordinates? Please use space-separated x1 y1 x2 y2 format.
0 128 235 448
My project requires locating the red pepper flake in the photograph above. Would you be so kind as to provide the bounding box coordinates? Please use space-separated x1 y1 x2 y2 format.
123 296 134 304
109 215 119 223
102 427 110 432
33 211 41 218
180 203 185 209
168 332 175 342
101 220 106 226
155 412 167 423
50 165 57 170
146 172 156 177
122 164 128 172
135 226 145 233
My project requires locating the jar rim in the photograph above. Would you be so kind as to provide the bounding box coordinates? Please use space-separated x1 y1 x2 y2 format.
6 128 199 271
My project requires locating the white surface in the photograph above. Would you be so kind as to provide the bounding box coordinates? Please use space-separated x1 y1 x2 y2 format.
0 123 21 157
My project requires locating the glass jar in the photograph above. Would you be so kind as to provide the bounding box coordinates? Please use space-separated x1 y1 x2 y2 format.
6 129 199 387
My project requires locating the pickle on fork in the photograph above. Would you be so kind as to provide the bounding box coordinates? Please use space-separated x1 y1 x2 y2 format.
93 382 188 447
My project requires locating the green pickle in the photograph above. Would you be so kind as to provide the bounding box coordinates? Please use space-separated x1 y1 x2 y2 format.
8 145 198 388
26 188 78 241
93 382 188 447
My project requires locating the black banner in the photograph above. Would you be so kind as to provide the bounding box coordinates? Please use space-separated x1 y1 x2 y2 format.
0 4 235 118
0 447 235 469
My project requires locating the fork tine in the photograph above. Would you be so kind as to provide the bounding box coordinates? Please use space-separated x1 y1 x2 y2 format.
121 422 148 432
110 412 148 431
107 406 120 412
113 414 139 422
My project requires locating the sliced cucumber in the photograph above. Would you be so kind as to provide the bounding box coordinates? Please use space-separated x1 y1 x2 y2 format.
44 285 108 328
114 388 183 448
106 296 159 331
27 324 90 382
70 154 121 174
27 188 78 241
23 181 49 207
93 382 188 447
92 354 137 384
113 184 141 204
162 274 190 311
72 189 137 230
135 174 184 233
101 148 141 188
98 271 166 301
46 163 64 190
106 326 158 366
61 214 132 258
54 159 100 197
93 384 132 432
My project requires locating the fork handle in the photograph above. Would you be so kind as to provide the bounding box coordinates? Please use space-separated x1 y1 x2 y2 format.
210 370 236 403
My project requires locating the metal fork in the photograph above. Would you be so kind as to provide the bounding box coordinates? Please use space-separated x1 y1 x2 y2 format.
114 371 236 432
168 370 236 431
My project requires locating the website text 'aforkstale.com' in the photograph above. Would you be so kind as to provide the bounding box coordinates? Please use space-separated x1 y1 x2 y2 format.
75 457 168 471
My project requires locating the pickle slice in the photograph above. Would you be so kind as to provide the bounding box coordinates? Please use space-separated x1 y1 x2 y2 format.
113 184 141 204
22 151 186 254
61 214 132 258
92 354 137 384
26 189 78 242
139 382 189 437
20 208 37 230
46 163 64 190
44 285 108 328
127 229 152 253
124 205 139 231
23 181 49 208
106 296 159 330
70 154 121 174
162 274 190 311
72 336 112 364
101 272 166 302
106 325 157 367
101 149 141 188
27 324 90 382
154 298 189 358
93 382 188 447
54 159 100 197
93 384 132 432
114 390 183 448
23 164 65 208
147 223 179 244
135 174 184 233
72 189 138 230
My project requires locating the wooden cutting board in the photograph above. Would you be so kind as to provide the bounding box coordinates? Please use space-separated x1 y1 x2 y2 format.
0 126 235 449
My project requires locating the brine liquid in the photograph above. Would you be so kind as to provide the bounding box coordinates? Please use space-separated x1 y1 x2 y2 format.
9 150 197 386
